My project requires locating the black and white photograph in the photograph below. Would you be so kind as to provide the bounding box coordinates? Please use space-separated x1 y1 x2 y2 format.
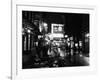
11 2 97 79
22 11 90 69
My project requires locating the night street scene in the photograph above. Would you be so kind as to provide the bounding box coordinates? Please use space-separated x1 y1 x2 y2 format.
22 11 89 69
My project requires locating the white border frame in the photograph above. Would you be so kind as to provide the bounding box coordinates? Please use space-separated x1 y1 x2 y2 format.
12 1 97 80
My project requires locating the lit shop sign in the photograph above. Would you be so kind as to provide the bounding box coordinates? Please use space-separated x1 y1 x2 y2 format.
51 23 64 34
51 23 64 38
49 33 64 39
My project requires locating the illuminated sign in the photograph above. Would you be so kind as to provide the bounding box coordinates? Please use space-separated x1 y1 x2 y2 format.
51 23 64 34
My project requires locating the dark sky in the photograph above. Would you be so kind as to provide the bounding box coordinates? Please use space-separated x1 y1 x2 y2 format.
64 13 89 37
